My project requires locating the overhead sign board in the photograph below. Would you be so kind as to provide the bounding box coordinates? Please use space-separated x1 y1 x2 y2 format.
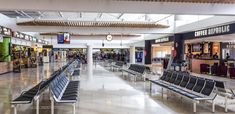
2 27 11 36
155 37 169 43
194 25 230 37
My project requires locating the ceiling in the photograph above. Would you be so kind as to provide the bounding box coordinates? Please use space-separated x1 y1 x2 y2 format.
114 0 235 4
0 11 172 28
0 11 171 28
1 0 235 15
0 11 172 22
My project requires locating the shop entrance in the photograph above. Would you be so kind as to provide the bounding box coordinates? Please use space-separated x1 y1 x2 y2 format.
184 34 235 78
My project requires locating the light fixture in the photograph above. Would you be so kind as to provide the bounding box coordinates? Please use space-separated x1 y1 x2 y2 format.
106 34 113 41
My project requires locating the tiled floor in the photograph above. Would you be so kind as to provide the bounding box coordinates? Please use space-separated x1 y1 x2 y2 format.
0 62 235 114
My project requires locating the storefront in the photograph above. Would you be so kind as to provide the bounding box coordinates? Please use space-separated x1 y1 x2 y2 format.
181 23 235 78
145 36 174 69
53 48 69 62
42 45 53 63
11 31 40 71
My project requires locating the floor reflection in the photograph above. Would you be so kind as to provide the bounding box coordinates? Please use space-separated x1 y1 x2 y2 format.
0 62 234 114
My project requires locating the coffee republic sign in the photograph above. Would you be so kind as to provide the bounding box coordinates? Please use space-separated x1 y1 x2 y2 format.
194 25 230 37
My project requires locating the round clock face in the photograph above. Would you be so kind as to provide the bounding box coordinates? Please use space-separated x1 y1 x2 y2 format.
106 35 112 41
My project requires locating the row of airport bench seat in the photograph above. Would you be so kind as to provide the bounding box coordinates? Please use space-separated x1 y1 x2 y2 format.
11 59 80 114
50 72 79 114
149 70 217 113
149 70 235 113
122 64 150 81
110 61 124 71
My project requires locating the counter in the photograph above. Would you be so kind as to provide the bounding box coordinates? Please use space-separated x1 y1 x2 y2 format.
190 58 235 74
0 62 13 74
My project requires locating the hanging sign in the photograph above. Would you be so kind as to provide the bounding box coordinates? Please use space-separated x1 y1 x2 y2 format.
19 33 24 39
25 35 30 41
155 37 169 43
32 37 37 42
194 25 230 37
12 31 20 38
2 27 11 36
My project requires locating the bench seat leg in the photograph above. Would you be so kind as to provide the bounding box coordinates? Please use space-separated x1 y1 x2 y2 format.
193 101 197 113
51 98 54 114
225 96 228 112
212 100 215 113
73 103 76 114
36 99 40 114
12 104 17 114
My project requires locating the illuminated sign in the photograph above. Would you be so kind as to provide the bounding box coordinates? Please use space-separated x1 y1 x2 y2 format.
13 31 20 38
195 25 230 37
25 35 29 40
155 37 169 43
2 27 11 36
32 37 37 42
19 33 24 39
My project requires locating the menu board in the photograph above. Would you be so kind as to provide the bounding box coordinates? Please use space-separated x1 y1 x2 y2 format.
203 43 209 53
192 44 201 52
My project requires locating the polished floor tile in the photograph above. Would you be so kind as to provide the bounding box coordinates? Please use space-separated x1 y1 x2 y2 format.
0 62 234 114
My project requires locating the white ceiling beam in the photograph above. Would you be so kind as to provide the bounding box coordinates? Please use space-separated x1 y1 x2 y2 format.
1 0 235 15
79 12 82 18
117 13 124 19
58 12 63 18
154 15 173 24
20 11 33 18
97 13 102 18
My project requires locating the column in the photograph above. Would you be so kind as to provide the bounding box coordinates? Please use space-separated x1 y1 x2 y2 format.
142 50 145 65
174 34 184 61
87 45 93 77
0 37 11 62
130 46 135 64
145 40 152 64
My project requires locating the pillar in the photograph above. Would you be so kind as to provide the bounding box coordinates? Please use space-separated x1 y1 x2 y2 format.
174 34 184 62
130 46 135 64
0 37 11 62
87 45 93 76
142 49 145 65
145 40 152 64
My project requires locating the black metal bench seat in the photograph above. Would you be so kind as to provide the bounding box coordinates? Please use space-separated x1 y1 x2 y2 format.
50 72 80 114
122 64 147 81
11 59 79 114
149 70 217 113
111 61 124 71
